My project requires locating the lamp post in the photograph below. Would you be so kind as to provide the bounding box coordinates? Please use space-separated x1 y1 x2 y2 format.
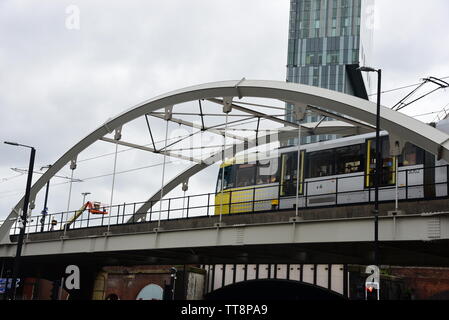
169 267 177 300
4 141 36 300
358 67 382 274
40 165 52 233
81 192 91 205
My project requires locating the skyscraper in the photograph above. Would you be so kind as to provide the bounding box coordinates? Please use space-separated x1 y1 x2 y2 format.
286 0 374 144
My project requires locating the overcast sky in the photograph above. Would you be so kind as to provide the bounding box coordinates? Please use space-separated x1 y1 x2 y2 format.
1 0 449 223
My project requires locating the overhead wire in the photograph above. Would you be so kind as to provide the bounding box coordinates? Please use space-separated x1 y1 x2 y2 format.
368 76 449 97
74 122 277 184
0 118 295 194
0 172 26 184
0 160 181 199
79 132 196 163
411 111 443 118
78 113 256 164
432 102 449 122
0 180 76 198
0 117 252 196
1 106 440 199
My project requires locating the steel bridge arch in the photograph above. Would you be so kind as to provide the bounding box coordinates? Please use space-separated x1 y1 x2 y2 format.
2 79 449 244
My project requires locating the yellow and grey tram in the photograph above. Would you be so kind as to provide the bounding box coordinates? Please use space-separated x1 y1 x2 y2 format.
215 131 439 215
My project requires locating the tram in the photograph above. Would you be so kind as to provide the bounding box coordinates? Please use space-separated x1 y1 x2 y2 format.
214 128 448 215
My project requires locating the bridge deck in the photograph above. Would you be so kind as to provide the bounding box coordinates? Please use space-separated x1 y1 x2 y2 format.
1 198 449 273
15 197 449 242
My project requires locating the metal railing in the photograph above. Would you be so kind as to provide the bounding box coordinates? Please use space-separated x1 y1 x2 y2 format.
8 164 449 236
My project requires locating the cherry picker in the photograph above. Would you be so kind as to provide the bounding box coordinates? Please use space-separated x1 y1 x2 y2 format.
64 201 108 230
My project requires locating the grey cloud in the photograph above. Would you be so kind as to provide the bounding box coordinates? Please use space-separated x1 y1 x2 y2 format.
1 0 449 221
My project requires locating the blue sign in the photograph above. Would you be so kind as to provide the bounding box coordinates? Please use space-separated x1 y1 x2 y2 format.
0 278 20 293
0 278 9 294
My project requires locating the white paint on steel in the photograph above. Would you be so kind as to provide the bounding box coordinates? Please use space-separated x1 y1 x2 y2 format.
107 143 119 234
158 120 170 229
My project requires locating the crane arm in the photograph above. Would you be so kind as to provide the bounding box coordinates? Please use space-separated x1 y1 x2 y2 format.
63 202 90 230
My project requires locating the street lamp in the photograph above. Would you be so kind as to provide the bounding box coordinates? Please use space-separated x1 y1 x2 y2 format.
358 67 382 272
169 267 177 300
40 165 52 232
3 141 36 300
81 192 91 205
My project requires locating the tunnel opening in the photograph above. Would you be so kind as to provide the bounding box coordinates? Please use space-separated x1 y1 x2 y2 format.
204 279 347 300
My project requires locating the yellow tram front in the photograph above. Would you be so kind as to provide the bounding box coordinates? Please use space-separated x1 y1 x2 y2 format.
214 157 279 215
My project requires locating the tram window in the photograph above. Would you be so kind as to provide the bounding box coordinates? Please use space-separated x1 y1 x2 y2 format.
399 143 424 166
335 145 364 174
216 166 234 193
307 150 335 178
256 159 279 185
235 164 256 188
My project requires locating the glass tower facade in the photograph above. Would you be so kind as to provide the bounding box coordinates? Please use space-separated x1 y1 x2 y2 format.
286 0 374 144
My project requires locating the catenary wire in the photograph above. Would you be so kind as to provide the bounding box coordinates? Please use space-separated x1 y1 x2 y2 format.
368 76 449 96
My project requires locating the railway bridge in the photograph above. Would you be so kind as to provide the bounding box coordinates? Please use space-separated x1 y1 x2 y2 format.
2 80 449 299
1 196 449 299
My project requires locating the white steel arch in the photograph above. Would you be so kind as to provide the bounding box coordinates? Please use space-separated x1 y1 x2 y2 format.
2 79 449 244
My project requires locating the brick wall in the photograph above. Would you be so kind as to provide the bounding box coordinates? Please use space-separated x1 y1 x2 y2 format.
387 267 449 300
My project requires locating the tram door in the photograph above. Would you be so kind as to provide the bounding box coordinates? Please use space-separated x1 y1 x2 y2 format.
365 137 396 188
280 151 305 197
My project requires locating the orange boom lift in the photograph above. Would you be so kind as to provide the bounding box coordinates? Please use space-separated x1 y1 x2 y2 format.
64 201 108 230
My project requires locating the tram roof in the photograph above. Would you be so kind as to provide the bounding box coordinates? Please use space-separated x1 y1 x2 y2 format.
220 131 390 168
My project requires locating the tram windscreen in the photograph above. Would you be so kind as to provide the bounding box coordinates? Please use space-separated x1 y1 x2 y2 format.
235 164 256 188
216 166 234 193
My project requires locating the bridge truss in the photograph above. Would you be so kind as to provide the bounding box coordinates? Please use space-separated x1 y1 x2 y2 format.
2 79 449 245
